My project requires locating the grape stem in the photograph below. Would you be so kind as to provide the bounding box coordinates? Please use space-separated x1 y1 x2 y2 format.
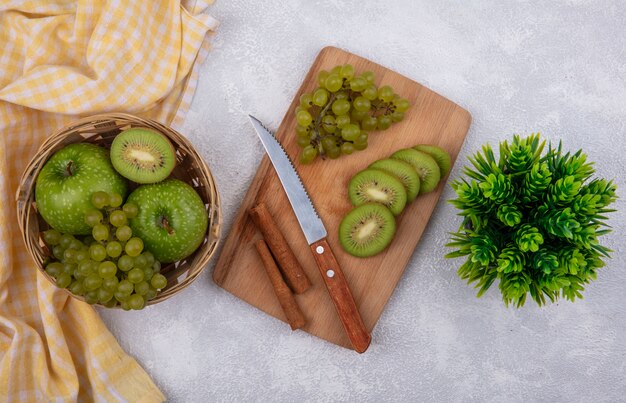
310 93 336 150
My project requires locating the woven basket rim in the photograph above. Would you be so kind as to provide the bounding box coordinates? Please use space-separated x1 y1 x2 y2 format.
16 113 222 308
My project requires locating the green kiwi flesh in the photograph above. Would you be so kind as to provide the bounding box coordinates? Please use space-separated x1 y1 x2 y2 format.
339 203 396 257
369 158 420 203
413 144 451 177
391 148 441 194
110 128 176 183
348 168 407 216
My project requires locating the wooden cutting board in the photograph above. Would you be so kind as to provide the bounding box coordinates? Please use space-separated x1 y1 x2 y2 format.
213 46 471 350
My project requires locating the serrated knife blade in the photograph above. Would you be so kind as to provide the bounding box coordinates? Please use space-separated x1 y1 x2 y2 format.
248 115 371 353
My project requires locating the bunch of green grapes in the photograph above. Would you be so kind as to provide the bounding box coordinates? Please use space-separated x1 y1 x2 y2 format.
41 191 167 310
295 64 411 164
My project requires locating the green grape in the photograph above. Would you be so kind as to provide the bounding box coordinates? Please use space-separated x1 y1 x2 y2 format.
394 98 410 112
127 268 144 284
296 136 310 148
43 229 62 245
115 291 130 303
340 124 360 141
378 85 394 102
98 261 117 279
109 192 123 208
106 241 122 258
335 114 350 129
296 110 313 127
89 244 107 262
312 88 329 106
118 255 134 271
69 281 85 296
326 145 341 159
321 115 336 133
84 274 102 291
69 239 83 250
56 273 72 288
350 109 368 122
299 146 318 164
321 136 337 153
109 210 127 227
115 226 132 242
143 267 154 280
349 77 367 92
45 262 63 277
377 115 392 130
152 261 161 273
150 273 168 290
361 116 378 131
120 300 132 310
83 209 102 227
294 106 306 115
362 71 375 83
295 125 309 137
353 96 371 112
324 74 342 92
103 298 117 308
59 234 74 249
335 91 349 100
77 260 93 278
141 251 155 266
128 294 145 310
75 249 89 262
62 262 76 275
299 92 313 108
63 248 77 263
354 132 369 149
341 143 355 155
340 64 355 80
145 288 158 300
117 280 134 294
362 85 378 100
354 140 368 151
134 254 149 269
134 281 150 296
331 99 350 115
391 111 405 122
317 70 329 87
92 224 109 242
52 245 65 260
91 191 109 209
122 203 138 219
125 238 144 257
102 277 119 292
97 288 113 303
84 290 99 305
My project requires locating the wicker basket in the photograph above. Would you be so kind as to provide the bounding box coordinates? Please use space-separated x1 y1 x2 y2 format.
16 113 222 307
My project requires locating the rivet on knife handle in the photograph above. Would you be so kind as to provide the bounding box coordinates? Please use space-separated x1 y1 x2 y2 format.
311 238 371 353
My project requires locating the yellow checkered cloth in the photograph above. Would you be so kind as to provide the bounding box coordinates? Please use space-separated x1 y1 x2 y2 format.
0 0 217 400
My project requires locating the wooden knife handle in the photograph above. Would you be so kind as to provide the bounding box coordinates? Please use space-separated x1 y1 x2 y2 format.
310 238 371 353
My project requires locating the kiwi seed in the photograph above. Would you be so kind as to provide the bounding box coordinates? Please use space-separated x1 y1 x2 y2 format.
110 128 176 184
413 144 451 177
348 168 407 216
391 148 441 194
339 203 396 257
369 158 421 202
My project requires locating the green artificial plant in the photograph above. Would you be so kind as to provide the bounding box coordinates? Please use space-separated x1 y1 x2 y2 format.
446 134 617 307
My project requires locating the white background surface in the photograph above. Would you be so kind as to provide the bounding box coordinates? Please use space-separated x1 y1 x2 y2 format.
99 1 626 401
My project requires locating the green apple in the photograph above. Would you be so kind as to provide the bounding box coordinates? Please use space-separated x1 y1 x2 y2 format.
35 143 127 235
127 179 208 263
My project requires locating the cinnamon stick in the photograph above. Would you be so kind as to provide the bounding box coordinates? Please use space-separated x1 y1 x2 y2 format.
255 239 306 330
249 203 311 294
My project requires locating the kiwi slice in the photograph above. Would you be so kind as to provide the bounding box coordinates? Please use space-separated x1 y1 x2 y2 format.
110 128 176 183
339 203 396 257
391 148 441 194
369 158 420 203
348 168 407 216
413 144 451 177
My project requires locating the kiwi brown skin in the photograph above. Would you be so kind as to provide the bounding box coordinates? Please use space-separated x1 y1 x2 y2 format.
391 148 441 194
413 144 451 177
348 168 407 216
369 158 421 203
110 128 176 184
339 203 396 257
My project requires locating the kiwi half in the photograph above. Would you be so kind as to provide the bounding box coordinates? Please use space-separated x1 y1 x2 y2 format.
110 128 176 184
391 148 441 194
413 144 451 177
348 168 407 216
369 158 420 203
339 203 396 257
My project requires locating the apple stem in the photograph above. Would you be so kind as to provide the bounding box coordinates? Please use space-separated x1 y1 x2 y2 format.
161 217 174 235
65 161 74 177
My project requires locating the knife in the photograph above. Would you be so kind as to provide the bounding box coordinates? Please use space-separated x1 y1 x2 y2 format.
249 115 371 353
